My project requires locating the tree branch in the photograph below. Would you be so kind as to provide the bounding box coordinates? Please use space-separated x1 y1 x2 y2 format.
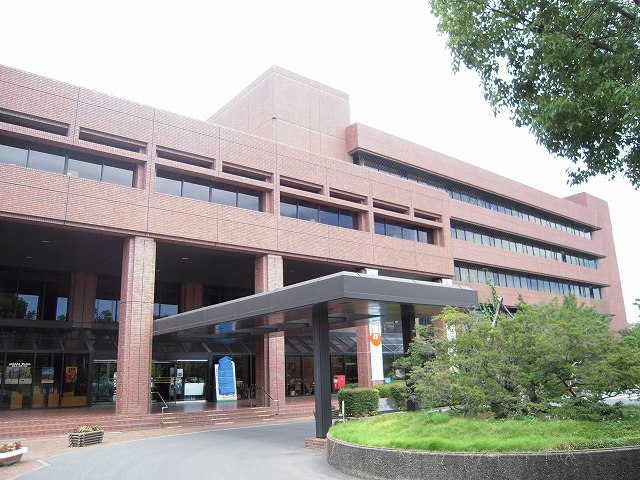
605 0 638 22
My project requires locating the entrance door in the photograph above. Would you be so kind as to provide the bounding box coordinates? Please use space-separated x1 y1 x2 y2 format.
92 361 116 404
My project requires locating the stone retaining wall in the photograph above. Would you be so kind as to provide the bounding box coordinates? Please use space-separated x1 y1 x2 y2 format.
327 436 640 480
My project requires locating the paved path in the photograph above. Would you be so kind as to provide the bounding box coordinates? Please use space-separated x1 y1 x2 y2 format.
2 419 354 480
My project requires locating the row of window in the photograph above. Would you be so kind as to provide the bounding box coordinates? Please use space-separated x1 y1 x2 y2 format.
354 151 594 239
0 136 135 187
451 223 597 268
156 170 261 211
374 217 434 244
454 262 602 299
280 197 358 229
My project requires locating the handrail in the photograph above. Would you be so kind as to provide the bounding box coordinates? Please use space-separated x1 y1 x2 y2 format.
151 390 169 425
251 384 280 415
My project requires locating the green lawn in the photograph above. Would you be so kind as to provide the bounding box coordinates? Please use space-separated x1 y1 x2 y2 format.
328 410 640 452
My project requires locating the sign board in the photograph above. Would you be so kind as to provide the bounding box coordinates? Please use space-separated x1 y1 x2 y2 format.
369 321 384 381
215 356 237 401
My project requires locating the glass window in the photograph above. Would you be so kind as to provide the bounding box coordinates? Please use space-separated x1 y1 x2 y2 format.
56 297 68 321
183 179 210 201
319 207 339 226
156 174 182 196
338 211 355 229
418 229 429 243
402 225 417 241
237 190 260 211
0 141 28 167
298 203 318 222
212 184 237 207
95 299 119 322
374 219 385 235
68 157 102 182
28 148 65 173
385 222 402 238
280 200 298 218
102 163 134 187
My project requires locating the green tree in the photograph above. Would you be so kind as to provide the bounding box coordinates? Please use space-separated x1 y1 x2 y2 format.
398 298 640 418
430 0 640 188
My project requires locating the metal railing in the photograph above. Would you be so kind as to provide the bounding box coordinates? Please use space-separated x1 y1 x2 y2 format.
250 384 280 415
151 390 169 425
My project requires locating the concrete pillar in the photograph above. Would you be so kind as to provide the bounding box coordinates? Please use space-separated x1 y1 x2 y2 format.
180 282 203 312
68 272 97 327
312 302 331 438
116 237 156 415
254 254 285 405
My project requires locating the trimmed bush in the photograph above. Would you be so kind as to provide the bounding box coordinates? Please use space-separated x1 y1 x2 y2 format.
338 387 379 417
374 382 409 411
375 383 392 399
342 383 359 390
389 384 409 411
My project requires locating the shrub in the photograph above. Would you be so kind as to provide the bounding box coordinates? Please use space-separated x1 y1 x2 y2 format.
374 382 409 411
342 383 359 390
337 387 379 417
389 384 409 411
374 383 392 398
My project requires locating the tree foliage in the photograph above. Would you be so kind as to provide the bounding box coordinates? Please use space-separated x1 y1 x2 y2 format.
430 0 640 188
397 298 640 418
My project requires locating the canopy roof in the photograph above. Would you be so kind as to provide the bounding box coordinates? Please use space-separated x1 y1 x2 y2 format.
154 272 478 340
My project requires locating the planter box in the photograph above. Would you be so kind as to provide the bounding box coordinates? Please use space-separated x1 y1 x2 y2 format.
68 430 104 447
0 447 28 467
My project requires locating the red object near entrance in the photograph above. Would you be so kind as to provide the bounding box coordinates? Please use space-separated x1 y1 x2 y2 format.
332 375 346 392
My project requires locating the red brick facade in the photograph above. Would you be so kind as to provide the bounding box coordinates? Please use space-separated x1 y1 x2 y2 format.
0 63 627 413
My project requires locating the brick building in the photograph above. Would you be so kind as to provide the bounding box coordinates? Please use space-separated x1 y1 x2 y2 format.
0 64 626 413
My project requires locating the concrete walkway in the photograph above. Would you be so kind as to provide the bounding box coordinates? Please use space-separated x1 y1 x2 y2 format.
1 418 355 480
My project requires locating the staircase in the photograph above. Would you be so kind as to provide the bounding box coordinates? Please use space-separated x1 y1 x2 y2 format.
0 402 315 441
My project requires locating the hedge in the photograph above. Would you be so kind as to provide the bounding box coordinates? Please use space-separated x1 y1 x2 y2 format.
374 382 409 411
337 387 379 417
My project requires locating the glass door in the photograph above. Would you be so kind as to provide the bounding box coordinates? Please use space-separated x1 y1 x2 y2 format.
92 361 116 404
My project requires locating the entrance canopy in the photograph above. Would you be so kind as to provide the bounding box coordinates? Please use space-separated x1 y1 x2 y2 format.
153 272 478 339
153 272 478 439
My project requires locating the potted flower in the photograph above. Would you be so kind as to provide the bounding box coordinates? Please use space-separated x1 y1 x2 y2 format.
0 441 28 467
68 425 104 447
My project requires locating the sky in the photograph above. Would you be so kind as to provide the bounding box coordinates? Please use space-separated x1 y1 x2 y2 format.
1 0 638 322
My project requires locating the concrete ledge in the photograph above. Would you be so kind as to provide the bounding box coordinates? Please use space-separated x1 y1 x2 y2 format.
327 437 640 480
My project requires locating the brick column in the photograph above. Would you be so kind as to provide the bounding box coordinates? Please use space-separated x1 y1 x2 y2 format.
254 254 285 405
116 237 156 415
180 282 203 312
68 272 97 327
356 324 373 387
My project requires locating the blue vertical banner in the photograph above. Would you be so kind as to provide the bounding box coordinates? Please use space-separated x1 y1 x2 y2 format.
215 356 237 401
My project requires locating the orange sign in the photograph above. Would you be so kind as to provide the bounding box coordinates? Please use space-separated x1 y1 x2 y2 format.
370 332 382 347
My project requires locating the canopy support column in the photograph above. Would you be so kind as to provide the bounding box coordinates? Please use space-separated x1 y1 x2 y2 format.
312 302 331 438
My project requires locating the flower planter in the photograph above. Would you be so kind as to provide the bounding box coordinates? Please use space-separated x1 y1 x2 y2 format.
0 447 28 467
68 430 104 447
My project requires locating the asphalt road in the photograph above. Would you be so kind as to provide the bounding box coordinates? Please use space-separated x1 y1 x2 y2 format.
15 421 355 480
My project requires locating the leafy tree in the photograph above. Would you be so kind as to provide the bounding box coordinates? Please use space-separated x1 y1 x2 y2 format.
397 298 640 418
430 0 640 188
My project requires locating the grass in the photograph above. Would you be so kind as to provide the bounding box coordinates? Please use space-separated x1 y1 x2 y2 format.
328 410 640 452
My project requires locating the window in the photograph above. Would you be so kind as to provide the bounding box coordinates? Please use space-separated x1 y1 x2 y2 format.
156 169 262 211
355 150 595 239
0 269 69 321
453 262 603 299
95 276 121 323
279 196 359 230
374 216 435 244
27 147 65 174
0 135 137 187
449 221 598 269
